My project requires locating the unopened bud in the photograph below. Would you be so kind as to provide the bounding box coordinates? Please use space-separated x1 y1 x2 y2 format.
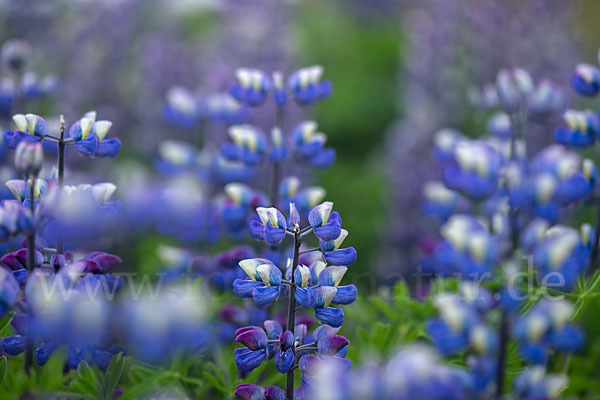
15 141 43 176
1 39 31 72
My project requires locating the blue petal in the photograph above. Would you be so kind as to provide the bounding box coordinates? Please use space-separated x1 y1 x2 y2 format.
275 348 295 374
520 343 547 364
308 148 336 169
314 218 341 241
1 336 26 355
426 319 468 356
234 347 266 373
249 220 265 241
253 285 280 307
35 341 58 365
548 325 584 352
295 287 314 308
264 226 285 246
67 346 84 369
75 137 99 156
332 285 357 305
96 138 121 157
314 307 344 328
324 247 357 266
233 279 264 299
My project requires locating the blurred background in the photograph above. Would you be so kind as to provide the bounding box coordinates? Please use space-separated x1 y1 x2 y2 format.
2 0 600 292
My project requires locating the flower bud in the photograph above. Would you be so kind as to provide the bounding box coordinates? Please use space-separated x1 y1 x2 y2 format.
15 141 43 177
1 39 31 72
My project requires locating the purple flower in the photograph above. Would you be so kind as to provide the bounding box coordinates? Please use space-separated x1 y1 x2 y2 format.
571 63 600 97
69 111 120 158
249 207 288 246
233 258 283 307
3 113 48 149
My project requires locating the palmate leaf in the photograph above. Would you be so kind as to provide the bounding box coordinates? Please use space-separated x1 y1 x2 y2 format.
104 353 125 400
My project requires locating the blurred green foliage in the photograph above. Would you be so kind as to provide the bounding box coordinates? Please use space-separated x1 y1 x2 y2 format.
294 1 402 284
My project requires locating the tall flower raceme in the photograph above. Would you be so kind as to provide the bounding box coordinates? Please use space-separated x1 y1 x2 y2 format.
416 65 597 398
562 45 600 280
0 108 122 373
232 202 356 399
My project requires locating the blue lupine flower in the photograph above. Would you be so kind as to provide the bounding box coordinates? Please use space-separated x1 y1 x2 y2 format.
163 86 201 128
5 178 47 206
290 263 355 327
14 141 43 177
0 267 19 316
222 124 266 165
3 113 48 149
528 145 593 222
496 68 534 112
487 112 512 139
249 207 288 246
554 109 599 147
432 128 464 163
441 139 504 200
234 320 282 373
514 300 584 364
427 290 495 356
288 66 332 105
1 248 43 286
234 384 285 400
513 366 568 400
275 330 295 373
429 215 500 277
291 121 336 169
421 181 470 222
69 111 120 158
156 140 198 174
222 183 268 237
528 78 566 117
309 201 342 241
531 225 590 290
270 127 287 162
279 176 326 217
0 200 32 240
234 258 283 307
20 72 57 100
211 154 255 184
217 304 267 342
571 63 600 97
203 92 248 124
318 228 357 267
230 68 270 106
272 71 288 107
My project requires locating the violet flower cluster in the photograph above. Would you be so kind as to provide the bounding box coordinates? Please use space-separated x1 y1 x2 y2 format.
415 65 596 398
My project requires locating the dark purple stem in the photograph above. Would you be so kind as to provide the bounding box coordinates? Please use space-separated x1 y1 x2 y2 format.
286 232 301 400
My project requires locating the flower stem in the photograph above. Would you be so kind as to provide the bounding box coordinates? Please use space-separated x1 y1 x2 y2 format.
495 309 509 399
56 115 65 255
25 177 37 374
286 232 301 400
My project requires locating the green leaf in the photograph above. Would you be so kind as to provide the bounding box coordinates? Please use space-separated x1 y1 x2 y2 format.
0 312 14 334
73 361 102 399
0 356 6 388
104 353 125 400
